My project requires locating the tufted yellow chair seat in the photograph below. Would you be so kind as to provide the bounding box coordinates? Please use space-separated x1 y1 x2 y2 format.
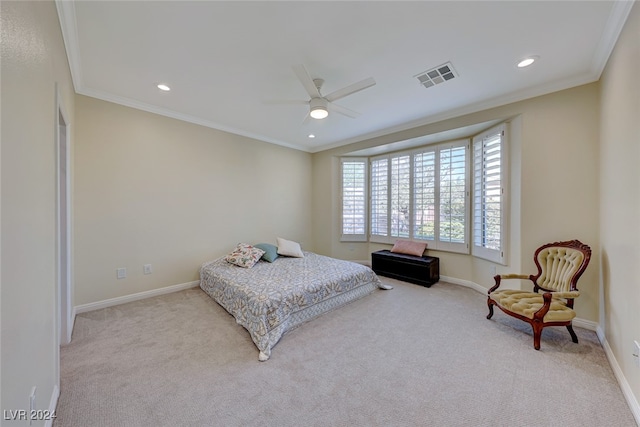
489 289 576 322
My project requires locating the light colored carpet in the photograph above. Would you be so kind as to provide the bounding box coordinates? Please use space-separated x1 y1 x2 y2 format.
55 278 637 427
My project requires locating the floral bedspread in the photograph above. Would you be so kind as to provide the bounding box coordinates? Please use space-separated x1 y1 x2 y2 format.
199 252 383 360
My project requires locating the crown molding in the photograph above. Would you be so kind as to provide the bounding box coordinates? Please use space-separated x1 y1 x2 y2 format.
590 0 636 78
55 0 82 92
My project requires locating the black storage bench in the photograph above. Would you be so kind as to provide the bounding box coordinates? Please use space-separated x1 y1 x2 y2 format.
371 250 440 287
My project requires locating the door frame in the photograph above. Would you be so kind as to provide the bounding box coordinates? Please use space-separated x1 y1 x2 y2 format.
56 85 73 351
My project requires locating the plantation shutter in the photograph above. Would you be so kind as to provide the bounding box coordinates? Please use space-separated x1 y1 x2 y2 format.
413 150 436 241
370 157 389 240
438 143 469 252
341 158 367 241
390 155 411 238
473 124 506 263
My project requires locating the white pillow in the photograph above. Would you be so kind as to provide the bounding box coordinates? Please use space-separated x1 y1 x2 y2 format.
276 237 304 258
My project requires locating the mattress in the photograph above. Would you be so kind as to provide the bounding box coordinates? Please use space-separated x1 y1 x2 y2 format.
199 251 386 361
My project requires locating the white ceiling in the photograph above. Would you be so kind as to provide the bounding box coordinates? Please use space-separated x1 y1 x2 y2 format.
56 1 633 153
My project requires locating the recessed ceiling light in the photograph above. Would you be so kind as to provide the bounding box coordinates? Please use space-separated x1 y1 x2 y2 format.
308 134 316 139
157 84 171 91
517 56 538 68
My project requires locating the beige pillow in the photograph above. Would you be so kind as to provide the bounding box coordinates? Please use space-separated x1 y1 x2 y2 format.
276 237 304 258
390 240 427 257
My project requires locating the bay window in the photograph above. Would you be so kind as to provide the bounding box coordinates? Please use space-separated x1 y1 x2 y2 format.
340 122 508 261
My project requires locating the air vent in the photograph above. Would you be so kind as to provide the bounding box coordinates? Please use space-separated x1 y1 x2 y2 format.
415 62 457 89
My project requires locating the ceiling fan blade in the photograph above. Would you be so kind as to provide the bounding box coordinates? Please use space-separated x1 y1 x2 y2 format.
292 64 321 99
325 77 376 103
264 99 308 105
328 102 361 119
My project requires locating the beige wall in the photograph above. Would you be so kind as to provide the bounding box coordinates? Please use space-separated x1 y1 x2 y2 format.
74 95 312 305
1 0 76 418
599 1 640 417
1 0 637 421
312 83 601 322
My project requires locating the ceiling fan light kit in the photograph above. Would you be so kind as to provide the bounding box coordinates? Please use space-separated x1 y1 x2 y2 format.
309 98 329 119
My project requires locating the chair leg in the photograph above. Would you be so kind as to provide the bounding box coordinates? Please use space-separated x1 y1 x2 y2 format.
532 323 543 350
487 299 494 319
566 325 579 343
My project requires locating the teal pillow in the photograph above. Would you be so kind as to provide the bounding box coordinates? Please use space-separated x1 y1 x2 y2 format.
254 243 279 263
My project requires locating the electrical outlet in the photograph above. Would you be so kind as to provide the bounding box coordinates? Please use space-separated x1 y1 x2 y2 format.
143 264 152 275
490 265 497 276
633 340 640 368
116 267 126 279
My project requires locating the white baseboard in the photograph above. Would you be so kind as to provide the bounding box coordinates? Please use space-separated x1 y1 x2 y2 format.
46 385 60 427
572 317 599 331
597 326 640 425
70 306 76 333
74 280 200 314
440 274 488 294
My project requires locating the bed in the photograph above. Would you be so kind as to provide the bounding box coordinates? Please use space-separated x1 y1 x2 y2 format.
199 251 389 361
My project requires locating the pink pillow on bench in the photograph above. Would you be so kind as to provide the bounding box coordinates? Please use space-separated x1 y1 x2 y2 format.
390 240 427 257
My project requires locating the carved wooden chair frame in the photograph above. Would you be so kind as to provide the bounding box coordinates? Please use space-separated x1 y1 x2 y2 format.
487 240 591 350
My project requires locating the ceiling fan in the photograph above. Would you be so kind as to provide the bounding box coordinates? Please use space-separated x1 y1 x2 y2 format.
273 64 376 121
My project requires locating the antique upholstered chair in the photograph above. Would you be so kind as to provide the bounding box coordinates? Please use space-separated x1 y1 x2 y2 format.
487 240 591 350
